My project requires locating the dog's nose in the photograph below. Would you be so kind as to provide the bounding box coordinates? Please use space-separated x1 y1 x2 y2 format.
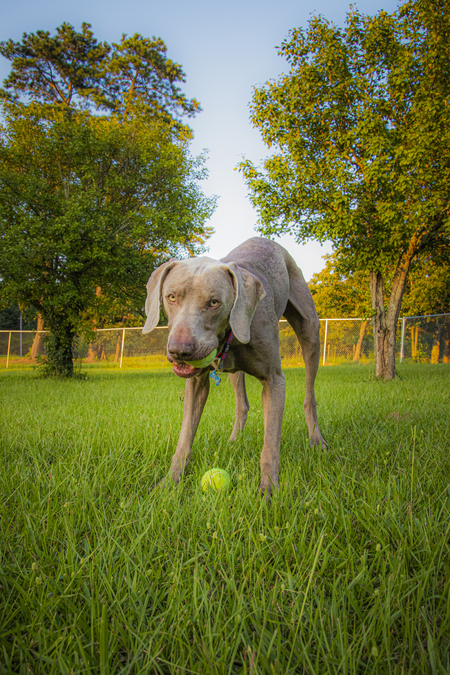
168 342 195 361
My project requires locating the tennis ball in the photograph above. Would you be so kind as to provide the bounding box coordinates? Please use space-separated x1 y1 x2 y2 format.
201 468 230 492
185 348 217 368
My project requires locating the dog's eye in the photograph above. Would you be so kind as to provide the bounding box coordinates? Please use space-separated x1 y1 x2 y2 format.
209 299 220 307
167 294 176 303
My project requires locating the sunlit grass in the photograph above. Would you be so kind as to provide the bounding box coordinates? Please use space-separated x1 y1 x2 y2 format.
0 364 449 673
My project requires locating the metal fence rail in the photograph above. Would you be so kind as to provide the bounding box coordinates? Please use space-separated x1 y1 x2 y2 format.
1 313 449 369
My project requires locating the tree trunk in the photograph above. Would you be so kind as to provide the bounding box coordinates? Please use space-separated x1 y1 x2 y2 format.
414 326 419 359
43 323 75 377
431 342 440 364
431 323 441 364
84 286 103 362
353 320 368 361
114 333 122 363
30 314 45 360
85 340 100 362
442 322 450 363
370 246 415 379
370 271 391 378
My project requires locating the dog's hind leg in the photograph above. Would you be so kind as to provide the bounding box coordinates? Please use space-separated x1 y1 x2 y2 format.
229 371 250 441
282 258 327 448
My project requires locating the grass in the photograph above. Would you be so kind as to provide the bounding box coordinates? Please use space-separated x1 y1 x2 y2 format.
0 364 449 674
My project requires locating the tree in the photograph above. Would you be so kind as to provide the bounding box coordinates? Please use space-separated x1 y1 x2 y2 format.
107 34 200 124
0 102 214 376
402 244 450 317
240 0 450 379
0 23 111 109
308 254 371 319
0 24 214 377
0 23 199 124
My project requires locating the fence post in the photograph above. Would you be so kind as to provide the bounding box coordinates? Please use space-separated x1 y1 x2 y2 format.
119 328 126 368
323 319 329 366
6 331 12 368
20 313 23 356
400 317 406 363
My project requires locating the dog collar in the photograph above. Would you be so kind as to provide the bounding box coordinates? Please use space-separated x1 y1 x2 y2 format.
210 328 233 386
216 328 234 368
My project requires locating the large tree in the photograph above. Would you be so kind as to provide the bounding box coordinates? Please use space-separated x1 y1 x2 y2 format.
0 23 199 123
240 0 450 379
0 24 214 377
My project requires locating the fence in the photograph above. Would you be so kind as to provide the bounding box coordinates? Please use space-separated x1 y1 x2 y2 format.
1 313 449 369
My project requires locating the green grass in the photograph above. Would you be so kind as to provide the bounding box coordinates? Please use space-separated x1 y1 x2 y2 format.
0 364 449 674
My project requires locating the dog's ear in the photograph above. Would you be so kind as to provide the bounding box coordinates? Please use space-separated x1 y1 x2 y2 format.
142 259 178 334
224 263 266 343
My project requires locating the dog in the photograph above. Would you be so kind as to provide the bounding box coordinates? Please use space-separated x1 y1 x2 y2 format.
143 237 326 496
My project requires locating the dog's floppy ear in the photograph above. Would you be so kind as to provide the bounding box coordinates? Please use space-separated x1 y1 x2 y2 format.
224 263 266 343
142 259 178 334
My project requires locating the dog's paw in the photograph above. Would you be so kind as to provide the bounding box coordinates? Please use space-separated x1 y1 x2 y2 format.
259 474 279 500
170 461 189 484
150 472 184 491
309 430 328 448
149 477 167 491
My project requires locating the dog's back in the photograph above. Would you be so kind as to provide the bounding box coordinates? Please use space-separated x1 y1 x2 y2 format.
221 236 314 323
221 237 296 320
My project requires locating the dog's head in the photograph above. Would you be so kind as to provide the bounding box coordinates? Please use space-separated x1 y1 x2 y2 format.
142 257 266 378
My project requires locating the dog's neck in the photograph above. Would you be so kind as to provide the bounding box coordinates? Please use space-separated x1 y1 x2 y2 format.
215 327 234 369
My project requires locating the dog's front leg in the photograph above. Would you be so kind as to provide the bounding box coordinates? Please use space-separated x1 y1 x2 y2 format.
259 369 286 498
170 370 210 483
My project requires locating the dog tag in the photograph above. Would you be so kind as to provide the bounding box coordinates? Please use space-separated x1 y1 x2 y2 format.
210 370 221 386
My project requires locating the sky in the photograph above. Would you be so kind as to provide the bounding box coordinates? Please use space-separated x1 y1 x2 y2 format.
1 0 398 280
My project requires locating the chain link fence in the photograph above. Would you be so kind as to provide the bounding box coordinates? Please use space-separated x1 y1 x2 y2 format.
1 313 449 369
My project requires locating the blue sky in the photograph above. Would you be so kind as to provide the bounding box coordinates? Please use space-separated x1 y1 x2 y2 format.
1 0 398 280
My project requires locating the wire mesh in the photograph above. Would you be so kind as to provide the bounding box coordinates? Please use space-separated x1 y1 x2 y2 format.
76 327 170 368
319 319 375 365
1 314 449 369
399 314 450 364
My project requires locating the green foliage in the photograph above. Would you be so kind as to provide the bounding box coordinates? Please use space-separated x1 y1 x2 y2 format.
0 23 215 376
0 23 200 126
241 2 449 269
310 247 450 319
108 33 201 124
402 244 450 316
0 22 110 109
0 366 449 672
0 304 37 330
309 254 372 319
0 102 214 327
37 327 77 379
240 0 450 378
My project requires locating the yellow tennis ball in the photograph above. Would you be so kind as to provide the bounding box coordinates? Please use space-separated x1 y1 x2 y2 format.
185 349 217 368
201 468 230 492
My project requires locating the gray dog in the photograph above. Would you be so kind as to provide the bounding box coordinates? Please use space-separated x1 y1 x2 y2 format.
143 237 326 496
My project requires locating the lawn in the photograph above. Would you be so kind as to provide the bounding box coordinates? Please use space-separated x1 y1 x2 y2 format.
0 364 449 674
